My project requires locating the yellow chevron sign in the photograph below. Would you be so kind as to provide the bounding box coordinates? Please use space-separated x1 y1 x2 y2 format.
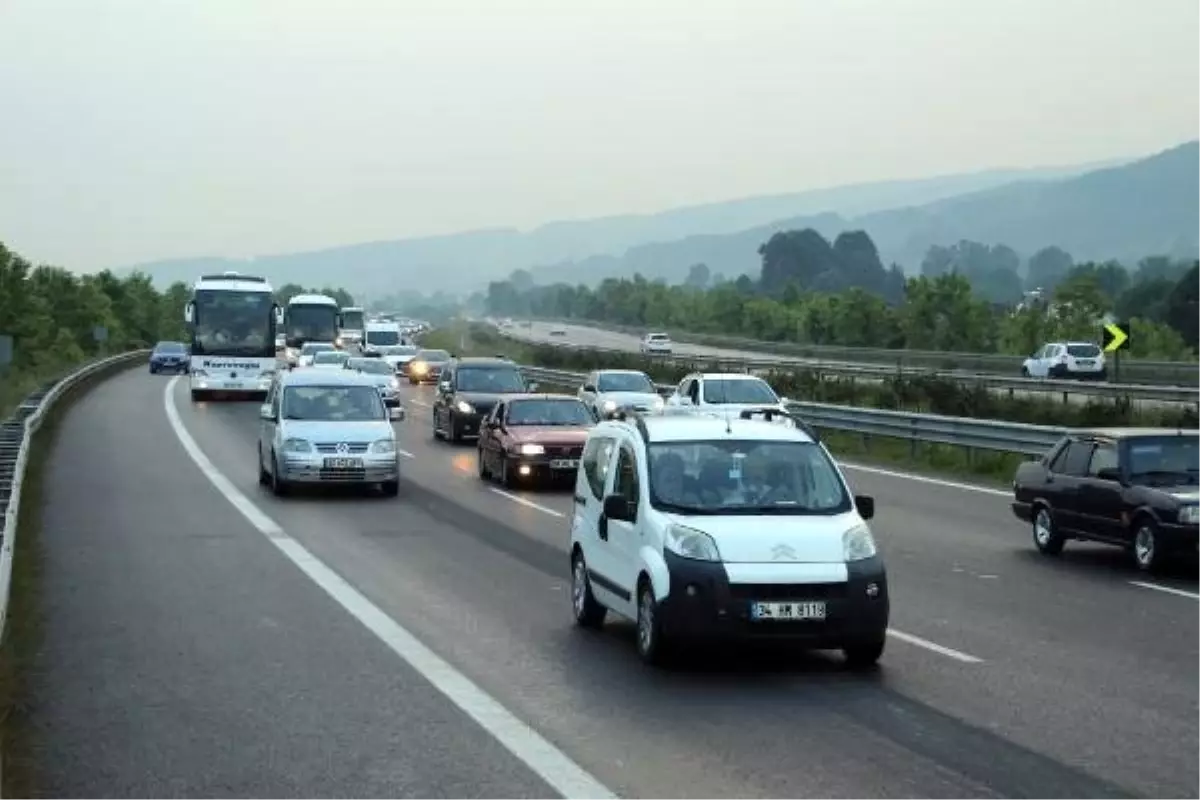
1103 322 1128 353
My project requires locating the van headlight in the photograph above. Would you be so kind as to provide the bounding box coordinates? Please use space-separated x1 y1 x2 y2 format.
283 438 312 453
665 524 720 562
518 443 544 455
1179 505 1199 525
602 399 617 412
371 439 396 454
388 378 399 389
843 524 877 562
456 400 475 414
651 396 665 410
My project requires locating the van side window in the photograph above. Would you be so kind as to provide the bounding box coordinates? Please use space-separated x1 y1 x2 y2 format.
613 445 640 520
581 437 616 501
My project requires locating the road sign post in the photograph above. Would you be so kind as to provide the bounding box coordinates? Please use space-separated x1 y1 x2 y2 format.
1102 320 1129 383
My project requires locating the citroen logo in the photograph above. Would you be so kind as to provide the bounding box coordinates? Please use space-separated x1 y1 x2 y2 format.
336 442 350 454
771 544 798 561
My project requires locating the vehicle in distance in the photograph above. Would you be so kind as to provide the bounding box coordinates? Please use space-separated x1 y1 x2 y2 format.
432 357 538 442
257 369 404 497
640 332 673 355
183 271 281 401
295 342 337 369
283 294 343 351
549 326 567 337
1021 341 1107 380
477 394 594 487
569 407 886 666
311 350 351 370
578 369 664 419
665 372 789 416
345 356 402 407
1012 428 1199 572
339 306 366 348
362 321 406 356
405 349 452 384
149 341 189 374
376 344 419 373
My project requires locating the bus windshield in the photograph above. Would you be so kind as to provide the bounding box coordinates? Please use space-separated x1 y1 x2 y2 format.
342 309 365 330
191 290 275 357
286 304 340 345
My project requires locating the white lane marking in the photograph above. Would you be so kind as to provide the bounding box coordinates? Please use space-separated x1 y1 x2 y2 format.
408 399 430 408
840 461 1011 498
398 448 415 459
886 629 983 663
162 378 614 799
488 488 566 518
1129 581 1199 600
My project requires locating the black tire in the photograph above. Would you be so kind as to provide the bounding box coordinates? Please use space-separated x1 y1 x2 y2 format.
432 408 445 440
1132 517 1166 573
1032 504 1065 555
191 389 206 402
499 456 517 488
149 364 158 374
447 414 462 443
843 637 886 669
257 445 269 486
270 452 290 497
570 549 607 629
477 446 490 480
635 577 670 666
380 480 400 497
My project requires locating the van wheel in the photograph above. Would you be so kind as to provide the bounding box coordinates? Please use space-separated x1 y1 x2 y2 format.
1132 519 1166 573
380 480 399 497
257 444 269 486
1032 506 1065 555
843 637 885 669
636 578 669 666
571 551 607 629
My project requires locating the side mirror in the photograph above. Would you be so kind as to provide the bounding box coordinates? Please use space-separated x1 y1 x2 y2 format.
527 382 540 392
259 403 274 421
603 494 634 521
582 384 596 393
855 494 875 521
1096 467 1123 483
438 380 452 392
389 406 405 422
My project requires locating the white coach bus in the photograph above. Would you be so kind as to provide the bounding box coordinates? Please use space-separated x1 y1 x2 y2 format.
339 305 366 348
183 271 281 402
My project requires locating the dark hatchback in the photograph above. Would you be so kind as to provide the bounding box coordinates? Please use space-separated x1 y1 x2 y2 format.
431 357 538 442
149 341 189 374
1012 428 1199 572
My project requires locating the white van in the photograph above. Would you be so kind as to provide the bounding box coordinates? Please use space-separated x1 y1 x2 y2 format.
362 321 406 355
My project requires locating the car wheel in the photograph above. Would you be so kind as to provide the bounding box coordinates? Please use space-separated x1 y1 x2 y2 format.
636 577 669 666
571 550 607 629
270 452 290 497
447 413 462 443
191 390 206 402
843 637 886 669
432 407 444 440
380 480 400 497
149 364 158 374
477 446 490 480
1132 518 1166 573
257 444 269 486
1032 505 1065 555
1020 366 1030 377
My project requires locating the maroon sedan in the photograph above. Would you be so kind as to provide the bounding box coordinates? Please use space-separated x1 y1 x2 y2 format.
477 394 595 488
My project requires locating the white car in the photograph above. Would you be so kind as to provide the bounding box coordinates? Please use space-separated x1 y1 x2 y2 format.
1021 342 1107 380
578 369 664 419
568 407 886 666
293 341 338 369
640 333 673 355
310 350 351 370
665 372 789 417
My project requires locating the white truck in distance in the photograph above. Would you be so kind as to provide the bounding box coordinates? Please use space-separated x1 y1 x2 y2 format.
339 306 366 348
362 321 407 355
184 271 281 402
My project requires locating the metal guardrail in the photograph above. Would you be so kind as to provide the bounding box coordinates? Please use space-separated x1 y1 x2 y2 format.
495 327 1200 405
517 364 1070 458
0 350 148 641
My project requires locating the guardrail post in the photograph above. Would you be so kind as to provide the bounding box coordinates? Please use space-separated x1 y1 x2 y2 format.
909 419 919 460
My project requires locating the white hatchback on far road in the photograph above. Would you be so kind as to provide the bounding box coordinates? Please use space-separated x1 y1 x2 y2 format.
640 333 673 355
1021 342 1107 380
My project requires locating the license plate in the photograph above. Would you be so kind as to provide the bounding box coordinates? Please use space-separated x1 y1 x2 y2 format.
550 458 579 469
750 601 827 621
1077 360 1094 366
223 382 243 389
323 457 363 469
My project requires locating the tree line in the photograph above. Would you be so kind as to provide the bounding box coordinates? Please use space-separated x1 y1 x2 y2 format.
484 228 1198 359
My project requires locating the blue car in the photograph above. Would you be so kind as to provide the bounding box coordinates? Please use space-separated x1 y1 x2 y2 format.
149 341 189 374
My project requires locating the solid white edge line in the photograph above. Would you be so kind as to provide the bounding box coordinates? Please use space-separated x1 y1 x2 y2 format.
838 462 1011 497
1128 580 1199 600
489 487 566 518
886 629 983 663
162 377 614 800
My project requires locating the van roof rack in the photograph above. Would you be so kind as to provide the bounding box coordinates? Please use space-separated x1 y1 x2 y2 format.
737 406 820 442
610 408 652 444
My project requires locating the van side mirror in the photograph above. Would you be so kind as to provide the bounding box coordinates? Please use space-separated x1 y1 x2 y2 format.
583 384 596 393
603 494 635 521
855 494 875 521
259 403 274 421
183 301 195 324
389 407 405 422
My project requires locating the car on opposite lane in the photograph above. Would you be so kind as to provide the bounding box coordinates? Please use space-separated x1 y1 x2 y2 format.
578 369 664 420
405 348 452 384
149 341 189 374
1012 428 1199 572
569 407 886 667
1021 341 1107 380
477 394 595 487
431 357 538 442
257 369 404 497
345 356 403 407
639 332 673 355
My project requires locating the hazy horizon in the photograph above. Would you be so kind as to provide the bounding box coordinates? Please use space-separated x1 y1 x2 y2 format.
2 0 1196 271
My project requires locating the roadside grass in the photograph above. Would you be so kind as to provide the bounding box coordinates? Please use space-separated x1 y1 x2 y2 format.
0 357 141 797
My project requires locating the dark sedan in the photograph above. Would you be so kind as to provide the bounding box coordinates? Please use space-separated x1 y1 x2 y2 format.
405 349 451 384
1012 428 1199 572
149 341 189 374
476 395 594 487
431 358 536 442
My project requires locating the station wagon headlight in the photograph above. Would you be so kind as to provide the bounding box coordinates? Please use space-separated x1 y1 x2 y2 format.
651 396 665 410
665 524 721 562
602 399 617 412
1179 505 1200 525
518 443 544 455
371 439 396 454
282 438 312 453
456 400 475 414
842 524 877 562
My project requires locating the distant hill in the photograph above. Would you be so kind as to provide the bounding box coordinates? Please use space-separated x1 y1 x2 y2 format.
120 158 1123 295
532 141 1200 285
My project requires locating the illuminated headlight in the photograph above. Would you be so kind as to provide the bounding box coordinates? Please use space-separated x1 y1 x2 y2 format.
1179 505 1199 525
388 378 399 390
334 337 343 347
285 348 297 359
412 361 428 374
651 396 665 410
665 524 720 562
843 524 878 562
602 399 617 412
456 400 475 414
371 439 396 454
518 443 544 455
282 438 312 453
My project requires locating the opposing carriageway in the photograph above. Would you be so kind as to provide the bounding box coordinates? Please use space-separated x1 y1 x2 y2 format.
21 367 1199 798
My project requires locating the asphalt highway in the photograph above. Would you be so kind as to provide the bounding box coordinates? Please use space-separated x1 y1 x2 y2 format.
25 368 1199 797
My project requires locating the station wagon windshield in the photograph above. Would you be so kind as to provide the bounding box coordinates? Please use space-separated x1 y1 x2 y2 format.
702 378 778 405
457 367 526 393
598 373 655 393
649 440 849 515
282 386 385 421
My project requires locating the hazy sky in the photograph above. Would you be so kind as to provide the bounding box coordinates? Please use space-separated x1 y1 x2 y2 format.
1 0 1196 270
